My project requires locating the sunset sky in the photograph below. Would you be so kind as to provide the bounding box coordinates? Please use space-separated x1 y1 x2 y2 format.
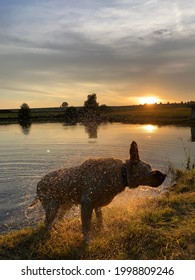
0 0 195 109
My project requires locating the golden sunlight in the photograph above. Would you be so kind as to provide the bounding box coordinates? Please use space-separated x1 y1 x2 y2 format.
139 96 159 105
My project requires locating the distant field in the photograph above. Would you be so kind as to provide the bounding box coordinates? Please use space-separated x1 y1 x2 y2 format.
105 105 191 124
0 104 192 124
0 110 64 122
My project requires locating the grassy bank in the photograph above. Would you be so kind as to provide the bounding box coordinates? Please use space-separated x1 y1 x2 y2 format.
0 168 195 260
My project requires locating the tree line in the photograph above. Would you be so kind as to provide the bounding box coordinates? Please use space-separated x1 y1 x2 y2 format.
18 94 111 125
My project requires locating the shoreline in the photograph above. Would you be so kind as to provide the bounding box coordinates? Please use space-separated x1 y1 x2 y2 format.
0 118 194 126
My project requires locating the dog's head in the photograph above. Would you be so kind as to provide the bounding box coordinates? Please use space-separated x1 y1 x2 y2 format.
125 141 166 188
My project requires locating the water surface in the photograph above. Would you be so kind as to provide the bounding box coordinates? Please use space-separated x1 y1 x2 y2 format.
0 122 194 232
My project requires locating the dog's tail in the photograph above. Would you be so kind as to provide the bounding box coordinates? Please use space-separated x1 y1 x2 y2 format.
29 196 39 208
25 196 40 219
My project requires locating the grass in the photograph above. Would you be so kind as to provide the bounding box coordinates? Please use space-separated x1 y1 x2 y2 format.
0 168 195 260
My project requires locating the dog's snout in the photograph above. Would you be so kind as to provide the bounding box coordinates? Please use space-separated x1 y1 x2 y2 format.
152 170 166 179
150 170 167 187
161 172 167 181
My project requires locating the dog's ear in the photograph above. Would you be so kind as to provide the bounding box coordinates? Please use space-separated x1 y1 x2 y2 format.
130 141 140 161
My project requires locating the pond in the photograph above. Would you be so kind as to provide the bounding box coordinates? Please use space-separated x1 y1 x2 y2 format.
0 122 195 232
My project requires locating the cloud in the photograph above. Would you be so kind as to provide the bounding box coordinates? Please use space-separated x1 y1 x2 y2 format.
0 0 195 107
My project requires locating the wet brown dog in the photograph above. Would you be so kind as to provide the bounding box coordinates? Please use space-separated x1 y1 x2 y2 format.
29 141 166 241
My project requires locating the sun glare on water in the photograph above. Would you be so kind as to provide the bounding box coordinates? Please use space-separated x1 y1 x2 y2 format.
142 124 158 133
140 96 159 105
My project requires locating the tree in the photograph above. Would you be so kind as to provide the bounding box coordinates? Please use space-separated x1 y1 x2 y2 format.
84 93 99 110
18 103 31 124
20 103 30 110
82 94 100 122
61 102 69 108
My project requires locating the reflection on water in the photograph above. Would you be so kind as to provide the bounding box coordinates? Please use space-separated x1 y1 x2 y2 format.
84 122 99 139
140 124 158 133
19 122 32 135
0 122 194 232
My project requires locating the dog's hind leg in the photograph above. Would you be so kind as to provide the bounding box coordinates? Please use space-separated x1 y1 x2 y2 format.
57 203 72 221
95 207 103 230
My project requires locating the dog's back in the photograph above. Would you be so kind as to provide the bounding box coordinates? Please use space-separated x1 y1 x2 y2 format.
37 158 124 206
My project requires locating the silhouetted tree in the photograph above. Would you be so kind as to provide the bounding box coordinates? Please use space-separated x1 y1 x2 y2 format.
61 102 69 108
83 93 100 122
18 103 31 125
84 94 99 110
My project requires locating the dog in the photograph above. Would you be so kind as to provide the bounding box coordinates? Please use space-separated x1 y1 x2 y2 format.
29 141 166 241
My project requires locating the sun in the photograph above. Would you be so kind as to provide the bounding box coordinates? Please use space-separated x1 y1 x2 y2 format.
139 96 159 105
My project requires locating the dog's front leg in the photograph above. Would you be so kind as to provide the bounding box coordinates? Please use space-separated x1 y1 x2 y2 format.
81 201 93 243
43 200 59 231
